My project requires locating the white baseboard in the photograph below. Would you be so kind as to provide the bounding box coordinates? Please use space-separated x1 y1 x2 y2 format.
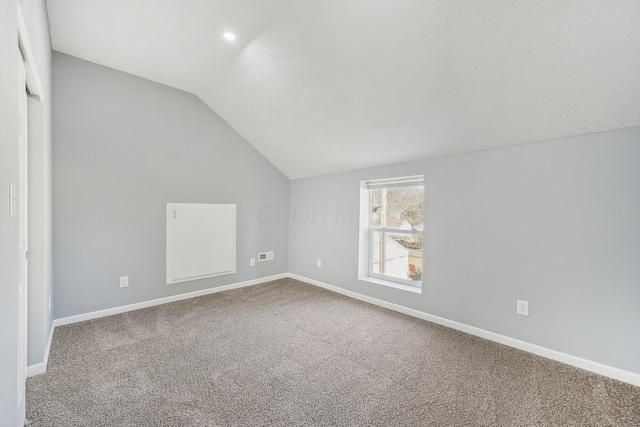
27 362 46 378
30 272 640 388
53 273 288 328
30 274 285 377
288 273 640 388
27 319 55 378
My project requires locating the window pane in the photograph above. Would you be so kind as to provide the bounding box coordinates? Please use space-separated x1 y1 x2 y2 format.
372 232 422 282
370 185 423 229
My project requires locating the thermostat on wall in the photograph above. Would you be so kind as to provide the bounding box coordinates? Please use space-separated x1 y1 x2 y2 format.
258 251 274 262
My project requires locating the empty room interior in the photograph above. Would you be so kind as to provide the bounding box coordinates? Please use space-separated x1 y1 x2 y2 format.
2 0 640 426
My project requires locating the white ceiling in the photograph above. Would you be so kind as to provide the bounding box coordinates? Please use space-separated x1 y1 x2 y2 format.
46 0 640 179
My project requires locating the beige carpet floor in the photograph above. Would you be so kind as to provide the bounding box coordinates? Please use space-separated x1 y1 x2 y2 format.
27 278 640 426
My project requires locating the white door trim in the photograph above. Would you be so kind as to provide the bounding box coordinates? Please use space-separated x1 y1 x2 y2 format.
17 46 29 424
17 5 43 426
17 4 43 101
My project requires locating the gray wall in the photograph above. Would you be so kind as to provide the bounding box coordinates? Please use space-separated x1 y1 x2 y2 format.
289 127 640 374
1 0 53 424
53 53 289 318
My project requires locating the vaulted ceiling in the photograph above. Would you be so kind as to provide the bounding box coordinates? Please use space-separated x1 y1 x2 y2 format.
46 1 640 179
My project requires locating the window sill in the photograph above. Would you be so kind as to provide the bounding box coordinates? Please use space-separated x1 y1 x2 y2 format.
359 276 422 294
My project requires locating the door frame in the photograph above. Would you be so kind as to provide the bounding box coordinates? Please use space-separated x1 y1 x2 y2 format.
18 6 43 100
16 4 43 425
16 46 28 419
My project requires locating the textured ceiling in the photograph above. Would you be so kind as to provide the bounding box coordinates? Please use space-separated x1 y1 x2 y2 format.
46 0 640 179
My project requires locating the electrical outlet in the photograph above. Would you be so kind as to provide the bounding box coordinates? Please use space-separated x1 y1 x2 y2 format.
317 259 322 268
517 300 529 316
49 296 52 312
120 276 129 288
250 258 256 267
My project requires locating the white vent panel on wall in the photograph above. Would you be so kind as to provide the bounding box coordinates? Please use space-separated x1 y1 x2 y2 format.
167 203 236 285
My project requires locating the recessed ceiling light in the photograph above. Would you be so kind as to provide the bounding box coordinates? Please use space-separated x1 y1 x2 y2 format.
223 32 236 42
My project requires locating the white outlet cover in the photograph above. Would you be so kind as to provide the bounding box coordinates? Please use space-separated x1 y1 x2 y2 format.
516 300 529 316
317 259 322 268
120 276 129 288
250 258 256 267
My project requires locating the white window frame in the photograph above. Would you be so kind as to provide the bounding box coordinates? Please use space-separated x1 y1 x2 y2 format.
359 175 424 291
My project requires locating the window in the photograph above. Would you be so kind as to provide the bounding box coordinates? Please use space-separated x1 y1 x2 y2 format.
359 176 424 290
